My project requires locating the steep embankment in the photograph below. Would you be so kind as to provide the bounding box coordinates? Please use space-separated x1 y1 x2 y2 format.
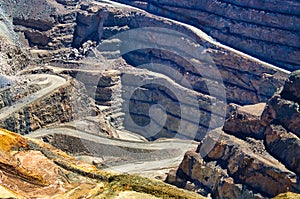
0 6 30 75
0 0 297 198
1 0 289 141
0 0 77 50
0 73 98 134
112 0 300 71
166 71 300 198
71 1 289 140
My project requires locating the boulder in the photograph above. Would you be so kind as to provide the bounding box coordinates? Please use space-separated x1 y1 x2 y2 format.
281 70 300 104
262 70 300 137
223 103 266 139
265 125 300 174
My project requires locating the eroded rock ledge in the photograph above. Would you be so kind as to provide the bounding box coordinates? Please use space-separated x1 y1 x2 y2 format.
113 0 300 71
0 0 290 140
166 71 300 198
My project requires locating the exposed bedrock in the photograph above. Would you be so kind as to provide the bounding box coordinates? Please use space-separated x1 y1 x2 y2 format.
0 39 30 75
265 125 300 175
166 71 300 198
0 0 298 198
72 3 108 48
0 76 98 135
223 103 266 140
261 70 300 175
96 2 289 105
2 0 292 146
3 1 288 104
63 67 225 141
167 129 300 198
120 70 226 140
0 13 30 75
261 70 300 137
44 1 288 141
0 0 79 50
112 0 300 71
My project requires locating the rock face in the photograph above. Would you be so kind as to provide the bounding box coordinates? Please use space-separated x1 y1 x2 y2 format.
0 0 289 140
0 129 205 199
0 0 298 198
166 71 300 198
0 74 98 135
223 103 266 139
26 1 287 141
1 0 77 50
98 1 288 104
261 70 300 175
113 0 300 71
0 11 30 75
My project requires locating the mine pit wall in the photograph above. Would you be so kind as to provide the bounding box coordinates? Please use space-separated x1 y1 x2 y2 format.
123 49 282 105
73 4 108 48
99 5 288 105
74 68 225 141
3 1 290 140
73 3 289 141
0 77 95 135
0 85 41 109
1 0 79 50
165 71 300 198
112 0 300 71
66 70 122 106
120 72 226 140
0 36 30 75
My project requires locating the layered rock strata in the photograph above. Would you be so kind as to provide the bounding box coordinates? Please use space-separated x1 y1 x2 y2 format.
0 74 98 135
0 0 289 141
0 0 297 198
166 71 300 198
75 1 288 140
113 0 300 71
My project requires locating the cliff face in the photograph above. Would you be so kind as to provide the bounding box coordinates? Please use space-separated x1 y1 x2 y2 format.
0 0 77 50
113 0 300 71
166 71 300 198
0 13 30 75
75 2 288 140
1 0 288 141
0 75 97 134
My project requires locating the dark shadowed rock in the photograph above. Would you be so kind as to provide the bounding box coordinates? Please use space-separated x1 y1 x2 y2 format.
281 70 300 104
265 125 300 174
200 129 297 197
262 71 300 137
169 70 300 198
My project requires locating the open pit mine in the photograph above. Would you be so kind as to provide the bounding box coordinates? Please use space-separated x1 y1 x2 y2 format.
0 0 299 198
